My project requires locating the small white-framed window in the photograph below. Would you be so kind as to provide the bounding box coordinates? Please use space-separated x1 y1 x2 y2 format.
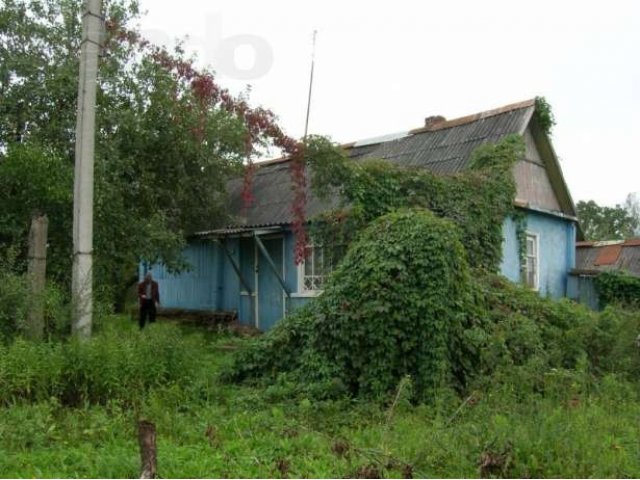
297 244 344 294
524 232 539 290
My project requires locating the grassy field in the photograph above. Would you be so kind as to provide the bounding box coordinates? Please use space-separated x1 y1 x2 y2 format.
1 316 639 478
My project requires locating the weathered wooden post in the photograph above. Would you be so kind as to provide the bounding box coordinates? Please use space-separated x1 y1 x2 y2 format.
26 213 48 340
138 420 157 479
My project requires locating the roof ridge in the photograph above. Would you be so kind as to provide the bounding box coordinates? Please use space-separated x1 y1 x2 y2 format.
407 98 536 135
578 238 640 247
251 98 537 168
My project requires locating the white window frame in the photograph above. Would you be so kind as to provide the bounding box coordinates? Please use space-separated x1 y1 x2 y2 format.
294 244 342 297
524 232 540 291
294 244 324 297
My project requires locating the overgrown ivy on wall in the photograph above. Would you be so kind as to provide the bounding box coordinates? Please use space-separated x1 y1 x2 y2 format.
305 134 526 272
225 209 477 400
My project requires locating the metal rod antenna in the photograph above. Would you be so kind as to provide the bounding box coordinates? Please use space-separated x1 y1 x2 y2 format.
303 30 317 140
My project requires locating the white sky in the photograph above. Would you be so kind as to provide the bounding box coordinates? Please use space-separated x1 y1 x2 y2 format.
137 0 639 207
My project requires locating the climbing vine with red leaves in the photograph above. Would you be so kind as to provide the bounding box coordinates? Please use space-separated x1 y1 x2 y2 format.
105 20 309 263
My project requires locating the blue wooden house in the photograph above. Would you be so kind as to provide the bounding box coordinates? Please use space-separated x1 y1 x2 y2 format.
143 99 579 330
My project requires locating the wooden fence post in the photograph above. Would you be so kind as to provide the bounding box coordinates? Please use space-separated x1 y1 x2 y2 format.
138 420 157 479
27 213 48 340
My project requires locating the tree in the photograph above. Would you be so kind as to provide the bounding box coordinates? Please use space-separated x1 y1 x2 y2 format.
0 0 308 311
576 199 639 240
624 193 640 236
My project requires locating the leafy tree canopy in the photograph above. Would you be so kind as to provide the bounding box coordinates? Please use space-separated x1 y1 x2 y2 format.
576 198 639 241
0 0 310 306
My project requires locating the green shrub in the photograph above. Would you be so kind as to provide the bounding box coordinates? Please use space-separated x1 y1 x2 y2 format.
226 209 474 401
228 227 640 403
308 135 523 273
586 306 640 377
595 271 640 308
0 268 29 342
0 247 74 342
468 274 600 393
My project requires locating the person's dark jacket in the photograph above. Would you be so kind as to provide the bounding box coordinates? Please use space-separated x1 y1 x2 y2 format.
137 280 160 306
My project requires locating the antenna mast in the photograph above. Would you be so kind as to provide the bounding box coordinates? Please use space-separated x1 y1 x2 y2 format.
303 30 317 140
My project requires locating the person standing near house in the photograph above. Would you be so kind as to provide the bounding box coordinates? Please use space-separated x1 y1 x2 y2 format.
138 272 160 329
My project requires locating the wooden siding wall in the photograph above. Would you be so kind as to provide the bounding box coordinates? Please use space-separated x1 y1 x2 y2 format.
514 128 562 212
143 240 222 310
567 275 600 310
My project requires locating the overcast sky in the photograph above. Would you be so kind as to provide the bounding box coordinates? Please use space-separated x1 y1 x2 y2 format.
137 0 639 207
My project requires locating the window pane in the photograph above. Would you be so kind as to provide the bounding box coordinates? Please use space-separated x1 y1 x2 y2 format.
304 277 313 290
305 247 313 276
524 232 538 289
316 247 324 276
300 244 346 292
526 238 535 255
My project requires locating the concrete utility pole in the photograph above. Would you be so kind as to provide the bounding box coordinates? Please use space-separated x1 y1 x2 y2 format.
72 0 102 339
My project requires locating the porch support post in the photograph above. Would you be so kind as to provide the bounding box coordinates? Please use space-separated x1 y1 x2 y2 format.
254 234 291 299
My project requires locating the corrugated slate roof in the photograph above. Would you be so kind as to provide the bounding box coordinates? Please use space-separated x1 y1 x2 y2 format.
224 100 536 228
225 164 343 228
574 239 640 277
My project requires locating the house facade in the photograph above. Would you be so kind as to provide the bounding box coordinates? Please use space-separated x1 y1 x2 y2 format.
143 99 579 330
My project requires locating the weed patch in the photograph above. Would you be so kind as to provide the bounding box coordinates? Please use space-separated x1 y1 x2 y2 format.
2 320 640 478
0 319 204 406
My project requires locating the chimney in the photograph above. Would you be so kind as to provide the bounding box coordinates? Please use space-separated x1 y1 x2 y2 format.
424 115 446 129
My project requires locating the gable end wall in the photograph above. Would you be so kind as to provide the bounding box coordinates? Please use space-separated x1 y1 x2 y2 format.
513 128 562 213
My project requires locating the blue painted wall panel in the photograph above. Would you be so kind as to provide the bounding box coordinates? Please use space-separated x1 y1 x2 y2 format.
145 240 220 310
500 211 576 298
219 238 241 313
256 237 285 331
237 238 256 326
500 217 521 283
239 295 255 327
283 231 298 293
567 275 600 310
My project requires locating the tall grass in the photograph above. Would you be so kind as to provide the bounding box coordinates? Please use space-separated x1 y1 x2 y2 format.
0 319 205 406
1 355 639 477
1 309 640 478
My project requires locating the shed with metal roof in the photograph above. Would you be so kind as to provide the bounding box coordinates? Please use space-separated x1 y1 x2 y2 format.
568 239 640 310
